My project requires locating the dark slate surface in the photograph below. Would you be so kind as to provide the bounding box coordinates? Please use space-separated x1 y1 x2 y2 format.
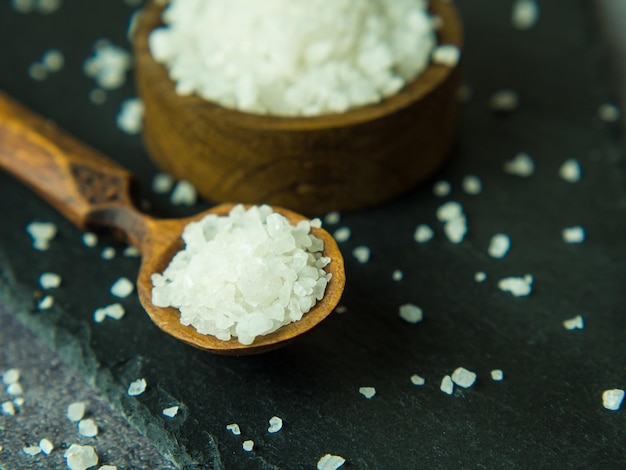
1 1 625 469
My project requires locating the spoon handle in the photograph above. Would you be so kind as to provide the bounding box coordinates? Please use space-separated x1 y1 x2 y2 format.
0 91 147 247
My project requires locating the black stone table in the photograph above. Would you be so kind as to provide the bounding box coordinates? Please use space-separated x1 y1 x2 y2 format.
1 1 625 469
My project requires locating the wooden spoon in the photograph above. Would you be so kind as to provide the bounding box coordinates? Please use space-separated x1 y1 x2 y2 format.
0 91 346 355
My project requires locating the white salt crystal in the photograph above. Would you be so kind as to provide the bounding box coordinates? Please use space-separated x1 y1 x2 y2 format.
170 180 197 206
28 62 48 81
562 226 585 244
598 103 620 123
42 49 64 72
504 153 535 177
268 416 283 433
128 378 147 396
335 305 348 314
474 271 487 283
64 444 98 470
451 367 477 388
333 227 351 243
39 272 61 289
317 454 346 470
462 175 482 195
410 374 426 386
352 246 370 263
101 247 116 260
443 216 467 244
93 303 125 323
23 445 41 456
7 382 23 395
392 270 404 281
440 375 454 395
123 245 140 257
89 89 107 105
559 159 581 183
78 419 98 437
152 173 174 194
2 368 20 385
226 423 241 435
488 233 511 259
399 303 423 324
82 232 98 247
110 277 134 298
602 389 625 411
414 224 434 243
162 406 179 418
436 201 463 222
242 440 254 452
359 387 376 399
432 44 460 67
13 397 24 407
39 438 54 455
117 98 144 135
498 274 533 297
38 295 54 310
37 0 62 14
67 402 86 422
99 466 118 470
324 211 341 225
2 401 16 415
433 180 451 197
512 0 539 30
26 221 57 251
83 41 131 90
491 369 504 381
489 89 519 112
12 0 35 13
563 315 584 331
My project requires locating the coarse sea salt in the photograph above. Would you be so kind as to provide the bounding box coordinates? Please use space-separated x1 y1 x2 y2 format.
38 295 54 310
562 226 585 244
602 389 625 411
2 401 16 415
488 233 511 259
392 270 404 281
559 159 581 183
352 246 370 263
117 98 144 134
474 271 487 283
268 416 283 433
82 232 98 247
78 418 98 437
598 103 620 123
359 387 376 399
152 172 174 194
317 454 346 470
324 211 341 225
451 367 477 388
563 315 584 331
498 274 533 297
39 438 54 455
399 303 423 324
489 89 519 113
150 0 436 116
163 406 179 418
242 440 254 452
128 378 147 396
2 368 20 385
410 374 426 386
94 303 126 323
101 247 116 260
67 402 86 422
432 44 460 67
170 180 197 206
433 180 451 197
26 221 57 251
152 205 331 345
7 382 23 396
23 445 41 456
110 277 134 298
83 40 132 90
39 272 61 289
491 369 504 381
436 201 467 244
226 423 241 435
64 444 98 470
440 375 453 395
503 152 534 177
333 227 351 243
414 224 434 243
462 175 482 195
89 88 107 105
123 246 140 257
511 0 539 30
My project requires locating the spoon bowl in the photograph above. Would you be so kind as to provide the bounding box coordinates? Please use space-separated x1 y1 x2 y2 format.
0 91 346 355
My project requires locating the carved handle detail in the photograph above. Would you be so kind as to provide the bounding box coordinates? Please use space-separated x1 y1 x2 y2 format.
70 163 125 205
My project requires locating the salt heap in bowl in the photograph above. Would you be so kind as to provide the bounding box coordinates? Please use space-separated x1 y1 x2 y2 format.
149 0 437 116
151 205 332 345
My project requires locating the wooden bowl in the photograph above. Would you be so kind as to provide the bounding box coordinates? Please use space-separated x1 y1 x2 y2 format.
132 0 462 215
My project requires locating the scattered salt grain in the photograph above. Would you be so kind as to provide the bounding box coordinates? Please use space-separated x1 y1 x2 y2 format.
512 0 539 30
26 221 57 251
268 416 283 433
335 305 348 314
7 382 23 396
440 375 454 395
491 369 504 381
78 418 98 437
436 201 463 222
433 180 451 197
82 232 98 247
451 367 477 388
317 454 346 470
89 89 107 105
12 0 35 13
399 303 423 324
598 103 620 123
503 152 535 177
39 438 54 455
67 402 85 422
99 466 118 470
352 246 370 263
38 295 54 310
162 406 179 418
28 62 48 81
226 423 241 436
462 175 482 195
42 49 64 72
2 368 20 385
559 159 581 183
432 44 461 67
489 89 519 113
414 224 434 243
170 180 197 206
563 315 584 331
602 389 625 411
242 440 254 452
110 277 134 298
116 98 144 134
93 303 125 323
13 397 25 407
127 378 147 396
562 226 585 244
333 227 351 243
392 270 404 281
123 245 140 257
39 272 61 289
359 387 376 399
23 445 41 456
498 274 533 297
83 41 132 90
410 374 426 386
37 0 62 14
2 401 16 415
436 201 467 244
64 444 98 470
488 233 511 259
474 271 487 283
152 172 174 194
324 211 341 225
